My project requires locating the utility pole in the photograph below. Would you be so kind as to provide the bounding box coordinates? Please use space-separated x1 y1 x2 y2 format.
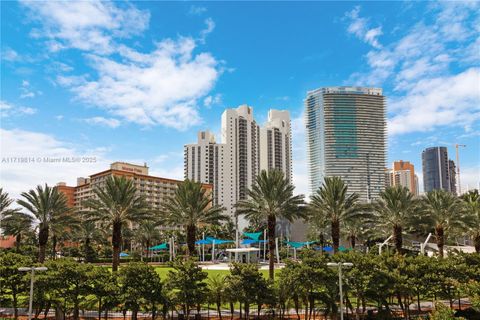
327 262 353 320
455 144 466 194
18 267 48 320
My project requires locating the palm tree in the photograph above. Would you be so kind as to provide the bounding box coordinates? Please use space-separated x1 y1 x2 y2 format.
343 218 365 250
83 176 152 271
17 184 72 263
135 220 162 259
461 189 480 252
236 169 305 279
1 211 34 252
208 274 226 320
49 212 79 259
422 189 468 258
161 179 226 256
74 220 106 262
0 188 19 218
371 186 419 254
309 176 362 253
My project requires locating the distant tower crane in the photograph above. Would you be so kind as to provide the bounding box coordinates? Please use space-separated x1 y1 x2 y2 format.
455 144 466 194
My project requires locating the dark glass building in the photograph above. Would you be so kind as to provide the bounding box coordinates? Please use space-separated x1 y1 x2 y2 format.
422 147 456 194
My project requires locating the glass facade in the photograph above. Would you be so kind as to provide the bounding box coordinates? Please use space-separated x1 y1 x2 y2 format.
305 87 386 202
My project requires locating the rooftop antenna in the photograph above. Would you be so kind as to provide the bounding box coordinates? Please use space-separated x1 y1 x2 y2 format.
455 144 466 194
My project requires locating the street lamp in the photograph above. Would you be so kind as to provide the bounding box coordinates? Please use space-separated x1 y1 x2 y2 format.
327 262 353 320
18 266 48 320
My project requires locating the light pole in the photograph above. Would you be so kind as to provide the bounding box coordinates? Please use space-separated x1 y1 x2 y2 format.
18 266 48 320
327 262 353 320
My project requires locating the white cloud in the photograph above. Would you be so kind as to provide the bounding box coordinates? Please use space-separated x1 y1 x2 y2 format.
345 3 480 136
55 115 64 121
19 79 41 99
199 18 215 43
0 100 37 117
2 47 20 61
345 6 383 48
59 37 222 131
22 1 223 131
21 0 150 54
389 68 480 135
18 107 37 115
83 116 121 128
203 94 222 108
189 5 207 16
0 129 111 200
461 165 480 193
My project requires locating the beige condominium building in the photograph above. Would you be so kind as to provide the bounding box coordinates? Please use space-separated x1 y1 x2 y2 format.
184 105 292 228
386 160 419 196
57 162 212 211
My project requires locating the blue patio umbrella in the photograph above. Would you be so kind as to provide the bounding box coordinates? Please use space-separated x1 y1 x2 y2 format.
120 252 129 257
241 239 257 245
206 237 234 244
196 239 212 245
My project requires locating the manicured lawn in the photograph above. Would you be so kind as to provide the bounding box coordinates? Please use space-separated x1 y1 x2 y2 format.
99 264 276 279
152 265 273 279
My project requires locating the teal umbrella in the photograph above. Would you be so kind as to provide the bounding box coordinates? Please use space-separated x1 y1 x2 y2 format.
244 232 263 240
149 242 168 250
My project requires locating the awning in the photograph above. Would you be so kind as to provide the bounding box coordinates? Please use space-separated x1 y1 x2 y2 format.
285 241 316 249
243 232 263 240
196 237 234 245
241 239 267 245
149 243 168 250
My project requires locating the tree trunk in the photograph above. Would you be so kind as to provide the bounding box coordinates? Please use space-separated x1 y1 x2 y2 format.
38 225 49 263
319 233 324 255
52 235 58 259
15 234 22 253
331 219 340 253
73 301 79 320
13 293 18 319
217 302 222 320
186 224 196 256
350 235 356 249
112 222 122 272
393 225 403 254
474 233 480 253
267 214 276 280
98 299 102 320
435 225 445 258
146 240 150 259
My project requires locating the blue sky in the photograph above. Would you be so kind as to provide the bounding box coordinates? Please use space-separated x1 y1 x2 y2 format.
1 1 479 198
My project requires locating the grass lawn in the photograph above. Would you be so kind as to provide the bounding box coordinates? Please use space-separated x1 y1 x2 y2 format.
152 265 273 279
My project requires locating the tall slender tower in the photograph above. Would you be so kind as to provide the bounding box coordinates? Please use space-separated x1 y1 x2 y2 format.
185 105 292 228
305 86 387 202
391 160 418 196
260 110 292 180
422 147 456 194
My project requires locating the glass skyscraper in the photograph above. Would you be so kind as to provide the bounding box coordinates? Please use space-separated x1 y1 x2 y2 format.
305 86 387 202
422 146 457 194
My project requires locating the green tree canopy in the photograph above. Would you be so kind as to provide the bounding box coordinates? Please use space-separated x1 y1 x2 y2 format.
83 176 152 271
237 169 305 279
161 179 226 256
309 176 362 254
